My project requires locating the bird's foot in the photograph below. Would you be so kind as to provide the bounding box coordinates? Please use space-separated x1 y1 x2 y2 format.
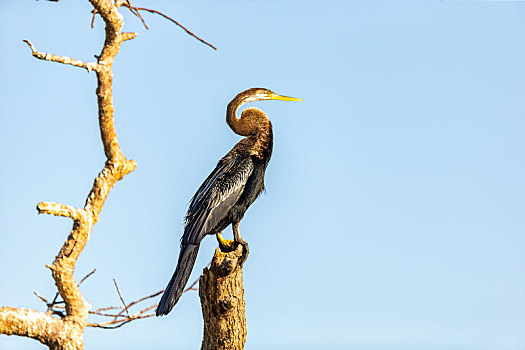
232 223 249 267
217 232 236 253
219 239 236 252
235 240 249 267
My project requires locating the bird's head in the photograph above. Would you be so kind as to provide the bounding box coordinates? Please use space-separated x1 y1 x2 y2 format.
241 88 303 104
227 88 302 136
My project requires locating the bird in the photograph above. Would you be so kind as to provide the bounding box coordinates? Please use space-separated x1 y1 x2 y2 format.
156 87 302 316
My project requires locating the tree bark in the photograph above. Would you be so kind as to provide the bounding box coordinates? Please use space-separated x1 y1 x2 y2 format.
199 245 247 350
1 1 137 348
2 0 218 347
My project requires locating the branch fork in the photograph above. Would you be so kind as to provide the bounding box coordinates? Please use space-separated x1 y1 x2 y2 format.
37 202 87 222
2 0 217 348
1 0 139 348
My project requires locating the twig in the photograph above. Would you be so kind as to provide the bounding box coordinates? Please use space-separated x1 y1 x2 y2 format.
33 260 202 330
117 289 163 311
34 272 202 330
33 291 48 305
125 0 149 29
78 269 96 286
87 314 154 329
86 276 200 328
92 306 121 313
112 279 130 319
50 292 60 306
89 311 127 318
121 3 217 50
183 277 199 293
34 292 66 318
91 9 97 29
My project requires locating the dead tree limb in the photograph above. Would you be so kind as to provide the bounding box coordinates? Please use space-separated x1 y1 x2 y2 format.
33 271 202 330
0 1 137 348
200 245 247 350
120 2 218 50
1 0 221 348
91 1 218 50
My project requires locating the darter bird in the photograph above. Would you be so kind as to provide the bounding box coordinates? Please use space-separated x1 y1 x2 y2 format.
156 88 301 316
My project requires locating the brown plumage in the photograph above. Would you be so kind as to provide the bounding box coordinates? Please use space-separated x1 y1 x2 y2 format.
156 88 301 316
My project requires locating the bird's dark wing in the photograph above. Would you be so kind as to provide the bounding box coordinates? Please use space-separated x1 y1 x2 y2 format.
181 154 254 246
157 154 253 315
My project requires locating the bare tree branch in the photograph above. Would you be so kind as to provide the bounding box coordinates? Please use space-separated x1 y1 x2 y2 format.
78 269 97 286
32 272 200 331
22 40 100 73
37 202 85 221
112 279 131 319
1 1 138 348
124 0 149 30
2 0 218 348
0 307 63 346
127 5 217 50
86 275 200 329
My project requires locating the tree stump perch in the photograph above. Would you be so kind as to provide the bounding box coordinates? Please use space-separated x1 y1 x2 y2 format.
199 244 246 350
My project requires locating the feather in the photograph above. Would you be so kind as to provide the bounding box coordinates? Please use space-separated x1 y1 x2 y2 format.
157 154 254 316
182 155 254 246
156 243 199 316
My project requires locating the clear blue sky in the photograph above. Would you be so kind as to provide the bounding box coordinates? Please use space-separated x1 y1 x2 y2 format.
1 1 524 349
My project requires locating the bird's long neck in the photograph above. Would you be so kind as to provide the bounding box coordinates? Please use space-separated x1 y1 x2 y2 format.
226 92 273 160
256 122 273 163
227 94 256 136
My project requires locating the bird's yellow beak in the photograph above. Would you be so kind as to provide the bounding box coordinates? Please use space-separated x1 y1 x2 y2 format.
268 92 303 102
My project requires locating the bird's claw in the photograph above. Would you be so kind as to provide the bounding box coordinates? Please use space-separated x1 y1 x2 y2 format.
217 232 236 252
236 241 249 267
218 238 247 267
218 239 236 253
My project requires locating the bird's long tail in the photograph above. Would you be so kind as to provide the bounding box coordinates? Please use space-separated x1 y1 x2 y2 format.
156 243 200 316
